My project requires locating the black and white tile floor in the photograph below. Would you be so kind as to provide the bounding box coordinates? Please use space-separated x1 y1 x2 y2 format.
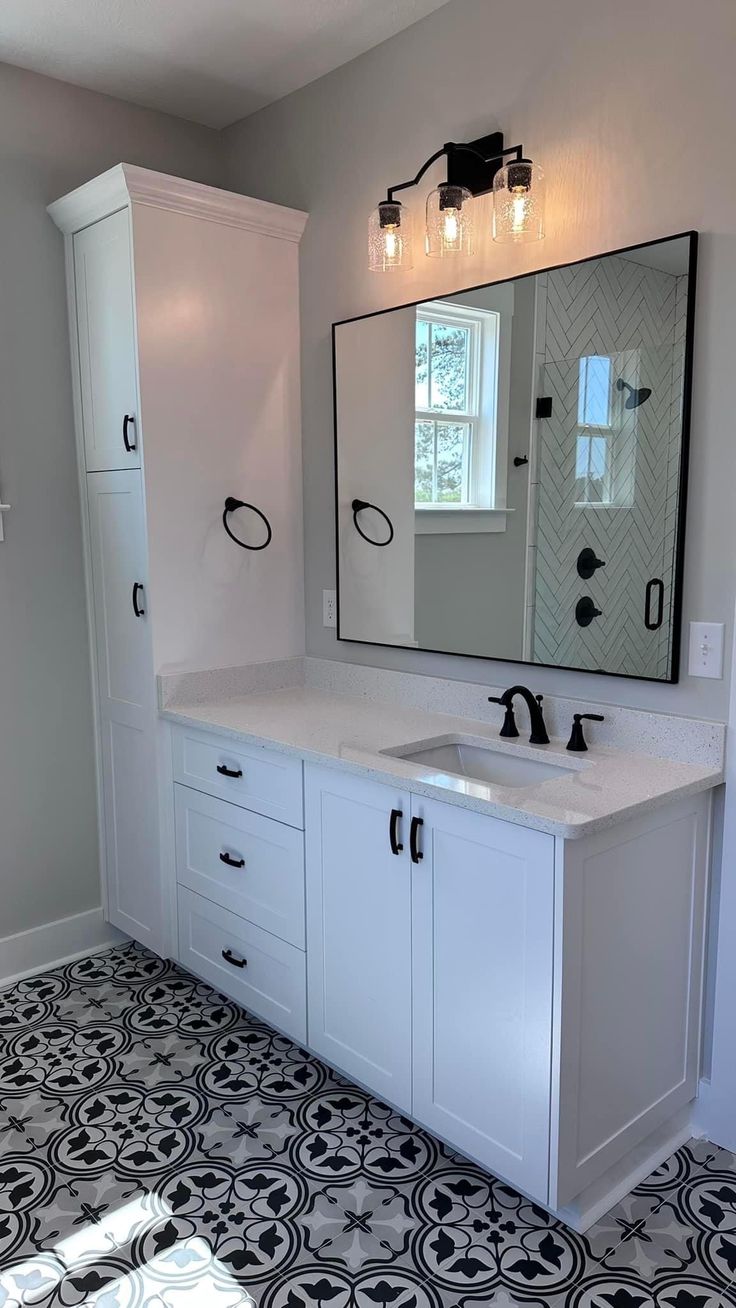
1 942 735 1308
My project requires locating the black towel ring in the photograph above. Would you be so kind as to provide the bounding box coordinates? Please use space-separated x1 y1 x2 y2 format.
352 498 394 547
222 496 272 551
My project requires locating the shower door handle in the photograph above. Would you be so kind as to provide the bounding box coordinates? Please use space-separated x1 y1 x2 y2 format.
645 578 664 630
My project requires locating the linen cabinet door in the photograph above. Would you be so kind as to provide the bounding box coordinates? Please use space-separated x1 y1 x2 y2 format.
411 798 554 1198
73 208 140 471
305 764 412 1110
86 469 161 952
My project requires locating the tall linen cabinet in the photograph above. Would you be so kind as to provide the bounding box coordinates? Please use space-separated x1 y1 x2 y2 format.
49 165 307 956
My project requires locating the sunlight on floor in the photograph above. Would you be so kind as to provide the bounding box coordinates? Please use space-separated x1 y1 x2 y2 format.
1 1195 255 1307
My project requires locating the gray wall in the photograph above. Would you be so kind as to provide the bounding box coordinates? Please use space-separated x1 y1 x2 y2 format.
223 0 736 721
0 61 225 938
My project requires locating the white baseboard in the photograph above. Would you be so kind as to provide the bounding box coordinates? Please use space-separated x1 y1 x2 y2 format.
0 908 126 989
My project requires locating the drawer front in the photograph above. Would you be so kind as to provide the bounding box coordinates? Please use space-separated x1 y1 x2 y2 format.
175 784 305 947
172 725 303 827
177 886 306 1043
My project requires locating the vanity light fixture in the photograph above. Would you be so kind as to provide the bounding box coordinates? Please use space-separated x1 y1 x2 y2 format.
369 130 544 271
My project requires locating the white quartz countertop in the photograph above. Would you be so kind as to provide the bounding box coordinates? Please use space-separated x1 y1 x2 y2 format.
161 686 723 839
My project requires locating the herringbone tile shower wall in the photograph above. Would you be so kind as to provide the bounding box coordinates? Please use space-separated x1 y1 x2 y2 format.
531 255 687 678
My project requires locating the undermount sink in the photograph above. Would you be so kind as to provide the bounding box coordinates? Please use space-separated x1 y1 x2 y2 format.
383 736 578 789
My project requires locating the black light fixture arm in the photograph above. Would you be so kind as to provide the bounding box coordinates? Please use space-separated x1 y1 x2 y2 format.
383 136 525 206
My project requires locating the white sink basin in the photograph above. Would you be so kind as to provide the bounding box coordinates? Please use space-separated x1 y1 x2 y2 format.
383 736 577 789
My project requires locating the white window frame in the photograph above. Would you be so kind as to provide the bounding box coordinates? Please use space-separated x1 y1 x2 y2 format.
414 297 512 534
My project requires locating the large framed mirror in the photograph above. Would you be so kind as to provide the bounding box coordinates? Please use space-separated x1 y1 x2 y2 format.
333 232 697 682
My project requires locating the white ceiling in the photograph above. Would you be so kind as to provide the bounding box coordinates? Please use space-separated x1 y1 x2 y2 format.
0 0 454 129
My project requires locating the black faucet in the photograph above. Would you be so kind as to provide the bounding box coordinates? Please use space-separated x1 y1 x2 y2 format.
488 685 550 745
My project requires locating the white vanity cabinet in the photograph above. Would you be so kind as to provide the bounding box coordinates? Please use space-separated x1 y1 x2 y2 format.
49 165 307 958
303 759 710 1223
411 795 554 1198
305 764 554 1194
304 770 414 1109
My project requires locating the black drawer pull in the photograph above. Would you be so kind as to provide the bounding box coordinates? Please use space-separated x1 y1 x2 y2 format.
389 808 403 855
410 815 424 864
219 851 245 869
123 414 137 452
222 948 247 969
216 763 243 779
132 582 145 617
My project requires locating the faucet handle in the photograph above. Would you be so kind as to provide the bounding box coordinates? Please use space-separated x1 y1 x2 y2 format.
530 693 550 745
488 696 519 739
566 712 605 753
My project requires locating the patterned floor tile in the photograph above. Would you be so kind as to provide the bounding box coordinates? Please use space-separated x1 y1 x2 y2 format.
0 941 733 1308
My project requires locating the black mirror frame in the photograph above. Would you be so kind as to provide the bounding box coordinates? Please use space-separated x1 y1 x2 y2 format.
332 230 698 685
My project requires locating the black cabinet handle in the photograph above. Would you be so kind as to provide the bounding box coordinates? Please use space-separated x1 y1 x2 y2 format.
221 948 247 969
219 851 245 869
410 815 424 864
123 414 136 452
216 763 243 779
389 808 403 855
132 582 145 617
645 578 664 630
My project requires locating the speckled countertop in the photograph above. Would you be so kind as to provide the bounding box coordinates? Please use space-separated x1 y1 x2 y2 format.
161 686 723 839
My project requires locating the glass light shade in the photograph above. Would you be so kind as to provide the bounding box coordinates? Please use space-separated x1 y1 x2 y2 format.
425 183 474 257
368 201 413 272
493 159 545 243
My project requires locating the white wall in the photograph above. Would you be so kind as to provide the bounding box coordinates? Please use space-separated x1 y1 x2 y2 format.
0 61 225 939
133 202 305 674
223 0 736 722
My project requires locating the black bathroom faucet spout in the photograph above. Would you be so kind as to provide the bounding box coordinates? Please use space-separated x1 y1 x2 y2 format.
488 684 550 745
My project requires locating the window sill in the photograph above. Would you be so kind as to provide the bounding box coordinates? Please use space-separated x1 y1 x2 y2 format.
414 507 512 535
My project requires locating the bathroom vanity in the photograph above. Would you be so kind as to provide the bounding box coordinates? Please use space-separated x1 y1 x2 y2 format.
161 680 719 1231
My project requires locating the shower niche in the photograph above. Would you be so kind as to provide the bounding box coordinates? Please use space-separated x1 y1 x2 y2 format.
333 232 697 682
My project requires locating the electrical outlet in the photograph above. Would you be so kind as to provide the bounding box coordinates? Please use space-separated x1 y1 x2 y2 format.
323 589 337 628
688 621 724 679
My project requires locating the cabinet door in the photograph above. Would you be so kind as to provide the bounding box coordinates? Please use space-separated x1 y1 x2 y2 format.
74 209 140 471
305 765 412 1109
86 470 161 951
86 470 151 722
412 798 554 1198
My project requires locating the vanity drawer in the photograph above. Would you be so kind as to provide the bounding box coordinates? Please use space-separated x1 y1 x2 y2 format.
172 724 303 827
174 784 305 947
177 886 306 1043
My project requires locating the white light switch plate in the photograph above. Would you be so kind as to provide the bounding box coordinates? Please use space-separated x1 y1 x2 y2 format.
688 621 724 678
323 589 337 628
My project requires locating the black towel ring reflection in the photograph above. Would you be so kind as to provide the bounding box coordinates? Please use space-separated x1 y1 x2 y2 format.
352 498 394 547
223 496 272 551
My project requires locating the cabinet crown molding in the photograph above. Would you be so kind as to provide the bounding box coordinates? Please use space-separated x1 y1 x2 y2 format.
48 163 309 242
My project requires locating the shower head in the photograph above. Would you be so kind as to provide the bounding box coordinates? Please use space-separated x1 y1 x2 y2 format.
616 378 652 409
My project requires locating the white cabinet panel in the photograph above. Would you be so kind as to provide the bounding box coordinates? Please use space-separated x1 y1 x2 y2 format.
178 886 306 1043
74 209 140 471
305 765 412 1109
174 783 305 947
551 799 709 1207
86 468 160 952
412 797 554 1198
100 716 161 948
172 726 303 828
86 470 151 722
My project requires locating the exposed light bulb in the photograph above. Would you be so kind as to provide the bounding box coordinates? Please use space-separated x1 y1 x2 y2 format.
510 189 530 236
442 209 459 244
425 184 474 257
368 201 413 271
493 159 545 243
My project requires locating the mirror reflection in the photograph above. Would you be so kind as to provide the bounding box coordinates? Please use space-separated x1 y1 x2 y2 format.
334 233 695 681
